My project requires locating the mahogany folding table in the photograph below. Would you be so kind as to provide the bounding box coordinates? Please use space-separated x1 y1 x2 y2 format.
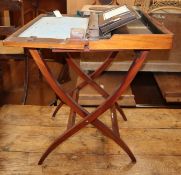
3 11 173 165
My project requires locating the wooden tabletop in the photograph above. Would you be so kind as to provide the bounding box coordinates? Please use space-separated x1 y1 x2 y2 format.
3 11 173 50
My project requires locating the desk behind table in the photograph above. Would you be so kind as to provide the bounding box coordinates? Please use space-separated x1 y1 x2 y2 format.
81 13 180 72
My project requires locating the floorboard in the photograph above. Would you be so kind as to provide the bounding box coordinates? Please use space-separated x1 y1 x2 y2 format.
0 105 181 174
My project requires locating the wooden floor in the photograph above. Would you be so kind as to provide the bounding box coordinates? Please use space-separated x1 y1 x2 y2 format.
0 105 181 175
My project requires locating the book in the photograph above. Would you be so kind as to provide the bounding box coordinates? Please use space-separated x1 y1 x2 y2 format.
98 5 140 35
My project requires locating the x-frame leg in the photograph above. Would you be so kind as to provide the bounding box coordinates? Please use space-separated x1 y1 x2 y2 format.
52 51 127 120
29 49 149 165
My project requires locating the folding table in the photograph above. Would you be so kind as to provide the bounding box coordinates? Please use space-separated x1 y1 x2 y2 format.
3 11 173 165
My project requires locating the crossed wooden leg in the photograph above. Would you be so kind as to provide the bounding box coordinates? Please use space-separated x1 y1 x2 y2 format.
29 49 149 165
52 51 127 121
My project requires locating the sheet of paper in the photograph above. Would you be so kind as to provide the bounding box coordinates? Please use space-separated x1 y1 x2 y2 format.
19 17 89 40
103 5 130 20
53 10 63 17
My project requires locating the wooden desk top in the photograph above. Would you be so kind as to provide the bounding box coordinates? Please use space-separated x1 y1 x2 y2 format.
3 10 173 50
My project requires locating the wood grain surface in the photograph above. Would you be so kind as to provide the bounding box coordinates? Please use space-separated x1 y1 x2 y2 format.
77 72 136 106
0 41 23 54
154 73 181 102
3 11 173 50
0 105 181 174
